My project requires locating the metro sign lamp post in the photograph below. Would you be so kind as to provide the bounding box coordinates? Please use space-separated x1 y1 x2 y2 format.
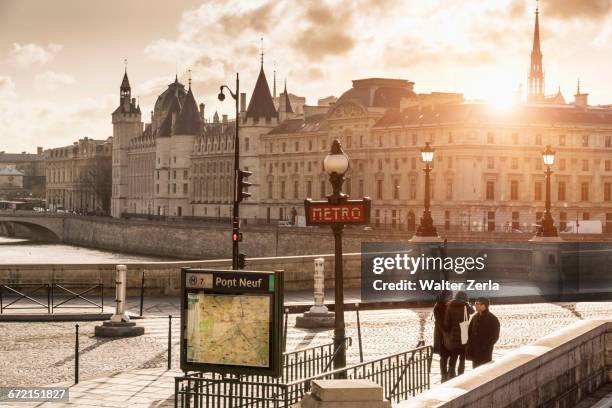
415 142 438 237
536 145 558 237
219 73 251 269
304 140 371 378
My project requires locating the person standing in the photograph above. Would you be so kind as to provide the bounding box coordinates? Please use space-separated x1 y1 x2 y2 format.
432 291 450 382
444 291 474 379
467 297 500 368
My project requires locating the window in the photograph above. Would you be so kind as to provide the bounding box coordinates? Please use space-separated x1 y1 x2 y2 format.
512 133 518 144
448 132 453 143
268 181 273 199
358 179 364 197
582 160 589 171
510 180 519 200
446 180 453 200
607 213 612 233
157 171 160 180
183 170 188 178
347 136 352 148
558 181 566 201
173 183 176 194
308 140 313 151
307 162 312 172
559 158 566 171
581 182 589 201
560 212 567 232
306 181 312 197
582 134 589 147
183 183 188 194
282 142 286 152
346 178 352 196
605 183 612 202
445 210 450 230
295 141 299 151
536 134 542 145
378 159 382 171
535 181 542 201
280 181 285 199
447 157 453 169
377 180 383 199
487 132 494 144
411 157 416 170
245 137 250 151
512 212 520 230
378 135 382 147
281 163 285 173
320 180 326 197
487 157 494 169
583 212 590 220
409 178 416 200
607 160 612 171
294 163 298 173
559 134 566 146
394 158 399 171
486 181 495 200
177 206 182 216
606 136 612 148
511 157 518 169
393 179 399 199
173 170 176 179
156 184 159 194
487 211 495 232
394 134 399 146
412 134 417 145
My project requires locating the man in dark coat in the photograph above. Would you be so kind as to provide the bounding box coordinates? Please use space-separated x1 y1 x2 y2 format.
444 291 474 378
433 291 450 382
467 297 500 368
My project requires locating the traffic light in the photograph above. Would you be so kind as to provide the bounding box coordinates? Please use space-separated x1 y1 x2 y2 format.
238 253 246 269
232 232 243 242
236 169 252 203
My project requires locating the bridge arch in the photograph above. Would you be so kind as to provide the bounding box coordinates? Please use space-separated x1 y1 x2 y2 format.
0 215 64 242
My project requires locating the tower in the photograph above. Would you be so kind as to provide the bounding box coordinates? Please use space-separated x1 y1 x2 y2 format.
278 79 294 122
111 65 142 218
528 2 544 102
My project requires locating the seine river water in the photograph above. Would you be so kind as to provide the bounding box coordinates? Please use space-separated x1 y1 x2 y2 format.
0 236 172 263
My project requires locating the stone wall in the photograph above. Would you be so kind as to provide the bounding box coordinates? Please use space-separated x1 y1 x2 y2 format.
406 319 612 407
0 253 362 294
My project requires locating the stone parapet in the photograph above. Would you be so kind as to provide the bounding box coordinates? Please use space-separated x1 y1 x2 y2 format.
297 379 391 408
401 319 612 407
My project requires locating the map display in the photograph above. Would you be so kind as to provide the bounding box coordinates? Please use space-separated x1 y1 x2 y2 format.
186 293 271 367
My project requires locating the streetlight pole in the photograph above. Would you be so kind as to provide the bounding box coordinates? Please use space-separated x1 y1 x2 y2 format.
218 73 240 269
537 145 558 237
415 142 438 237
323 140 349 378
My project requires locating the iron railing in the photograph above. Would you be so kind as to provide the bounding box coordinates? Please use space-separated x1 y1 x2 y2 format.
0 283 51 313
0 282 104 313
174 343 432 408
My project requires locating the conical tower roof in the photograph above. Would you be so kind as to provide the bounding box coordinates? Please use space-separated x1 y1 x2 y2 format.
246 66 277 120
174 88 201 135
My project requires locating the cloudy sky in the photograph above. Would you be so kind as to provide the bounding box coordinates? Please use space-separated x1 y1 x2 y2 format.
1 0 611 153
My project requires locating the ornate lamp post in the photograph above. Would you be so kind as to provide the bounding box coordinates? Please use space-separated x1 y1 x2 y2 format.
218 73 241 269
415 142 438 237
323 140 349 377
537 145 558 237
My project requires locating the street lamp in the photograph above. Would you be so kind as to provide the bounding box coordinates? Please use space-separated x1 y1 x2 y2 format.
218 73 242 269
537 145 558 237
415 142 438 237
323 139 349 377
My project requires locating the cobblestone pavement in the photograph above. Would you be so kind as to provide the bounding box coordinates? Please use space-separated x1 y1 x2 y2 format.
2 300 612 391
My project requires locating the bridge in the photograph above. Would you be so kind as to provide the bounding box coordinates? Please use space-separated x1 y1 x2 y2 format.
0 211 65 242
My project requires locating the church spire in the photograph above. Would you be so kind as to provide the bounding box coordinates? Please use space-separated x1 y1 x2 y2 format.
528 0 544 102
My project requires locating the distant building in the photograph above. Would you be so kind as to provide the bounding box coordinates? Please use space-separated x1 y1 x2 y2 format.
0 148 46 198
0 167 25 197
112 5 612 233
46 137 113 214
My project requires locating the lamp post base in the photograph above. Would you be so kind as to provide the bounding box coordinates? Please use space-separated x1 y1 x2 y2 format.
409 235 443 242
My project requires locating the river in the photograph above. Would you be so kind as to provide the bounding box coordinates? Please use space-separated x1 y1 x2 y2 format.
0 236 173 263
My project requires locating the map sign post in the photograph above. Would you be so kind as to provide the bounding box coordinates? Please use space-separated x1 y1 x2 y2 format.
180 268 284 377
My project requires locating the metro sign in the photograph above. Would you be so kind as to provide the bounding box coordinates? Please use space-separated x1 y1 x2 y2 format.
304 198 371 226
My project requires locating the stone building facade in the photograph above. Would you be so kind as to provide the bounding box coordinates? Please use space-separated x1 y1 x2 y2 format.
0 148 46 198
112 7 612 233
45 137 112 214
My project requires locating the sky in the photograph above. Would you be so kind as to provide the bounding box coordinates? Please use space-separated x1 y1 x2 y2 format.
0 0 611 153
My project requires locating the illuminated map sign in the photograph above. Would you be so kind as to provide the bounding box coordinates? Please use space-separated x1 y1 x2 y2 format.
180 268 283 377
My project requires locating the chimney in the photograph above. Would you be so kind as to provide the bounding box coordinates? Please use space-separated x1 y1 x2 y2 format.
222 114 228 124
240 93 246 112
574 93 588 108
199 103 205 120
37 147 43 155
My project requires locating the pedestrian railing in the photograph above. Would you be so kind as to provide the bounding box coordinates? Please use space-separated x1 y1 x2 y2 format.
174 342 432 408
0 282 104 314
0 283 51 313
